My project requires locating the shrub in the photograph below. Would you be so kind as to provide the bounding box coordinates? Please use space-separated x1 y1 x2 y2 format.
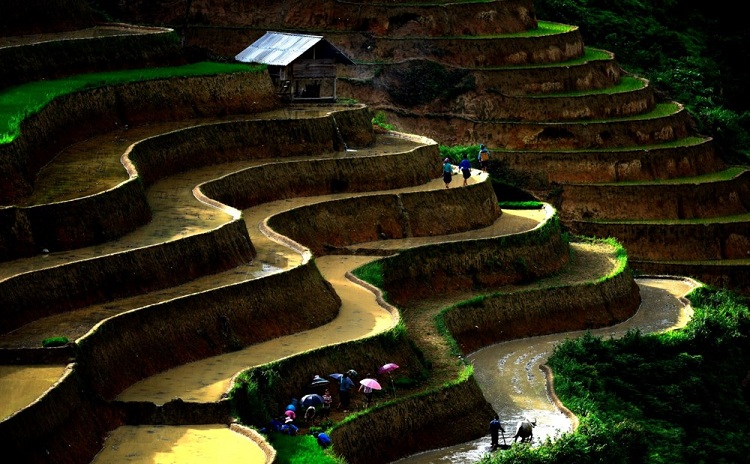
41 336 69 347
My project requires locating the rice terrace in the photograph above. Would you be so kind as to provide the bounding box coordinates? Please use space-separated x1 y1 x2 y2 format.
1 1 749 463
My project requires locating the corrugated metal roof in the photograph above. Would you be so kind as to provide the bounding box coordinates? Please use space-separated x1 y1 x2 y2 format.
235 31 324 66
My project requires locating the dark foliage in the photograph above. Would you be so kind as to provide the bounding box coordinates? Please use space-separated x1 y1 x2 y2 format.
534 0 750 162
386 60 475 107
536 286 750 464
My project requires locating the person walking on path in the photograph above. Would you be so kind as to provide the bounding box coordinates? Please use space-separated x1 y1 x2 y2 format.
489 414 504 451
358 373 375 408
338 371 355 411
458 153 472 186
478 144 490 173
442 157 453 188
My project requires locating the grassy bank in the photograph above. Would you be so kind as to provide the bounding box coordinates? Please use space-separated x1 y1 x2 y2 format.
0 61 264 144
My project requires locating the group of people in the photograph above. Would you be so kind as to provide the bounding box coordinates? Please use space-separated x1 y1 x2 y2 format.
442 144 490 188
264 404 333 449
263 368 378 449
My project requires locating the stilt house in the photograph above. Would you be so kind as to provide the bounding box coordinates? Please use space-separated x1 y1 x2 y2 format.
235 31 354 102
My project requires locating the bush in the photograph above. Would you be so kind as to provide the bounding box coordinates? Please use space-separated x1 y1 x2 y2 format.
41 336 69 347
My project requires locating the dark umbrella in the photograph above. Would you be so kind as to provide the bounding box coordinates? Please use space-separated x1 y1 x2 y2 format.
329 373 343 381
309 375 330 388
301 394 324 408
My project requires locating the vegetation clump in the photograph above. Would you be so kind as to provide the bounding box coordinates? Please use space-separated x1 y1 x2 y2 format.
41 336 69 347
534 0 750 163
386 60 475 107
0 62 265 144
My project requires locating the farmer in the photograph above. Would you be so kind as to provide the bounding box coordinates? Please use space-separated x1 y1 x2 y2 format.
338 371 355 411
478 144 490 172
489 414 504 450
442 157 453 188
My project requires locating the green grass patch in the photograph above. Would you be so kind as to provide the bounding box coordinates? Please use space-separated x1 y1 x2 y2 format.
352 260 384 290
498 200 544 209
371 111 395 131
0 62 265 145
41 336 69 347
266 432 344 464
620 102 679 121
439 144 481 166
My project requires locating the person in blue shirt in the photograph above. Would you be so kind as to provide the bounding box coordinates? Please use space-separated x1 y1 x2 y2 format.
489 414 504 450
458 154 472 186
316 432 332 448
442 157 453 188
338 372 355 411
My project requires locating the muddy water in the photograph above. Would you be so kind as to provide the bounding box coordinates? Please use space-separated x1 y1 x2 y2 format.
96 254 397 463
394 277 698 463
90 424 267 464
115 255 397 404
21 106 371 206
0 365 68 420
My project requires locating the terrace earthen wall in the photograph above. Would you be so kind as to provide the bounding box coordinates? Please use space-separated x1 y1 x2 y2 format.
200 142 440 209
339 56 622 97
331 378 494 464
189 28 584 67
125 107 375 187
444 268 641 353
115 0 538 37
382 104 695 147
0 28 186 90
558 169 750 221
0 367 122 464
0 219 255 333
267 180 502 257
572 221 750 261
75 260 341 399
0 178 151 262
0 0 96 37
0 72 278 203
632 260 750 296
493 139 723 188
380 214 569 305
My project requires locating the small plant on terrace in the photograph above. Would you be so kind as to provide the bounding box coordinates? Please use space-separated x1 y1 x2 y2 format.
41 336 69 347
371 111 395 131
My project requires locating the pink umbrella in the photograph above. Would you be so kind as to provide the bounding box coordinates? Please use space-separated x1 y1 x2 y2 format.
359 378 382 390
378 363 399 374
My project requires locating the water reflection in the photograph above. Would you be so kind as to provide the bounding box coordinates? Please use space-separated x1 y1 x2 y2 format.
393 438 495 464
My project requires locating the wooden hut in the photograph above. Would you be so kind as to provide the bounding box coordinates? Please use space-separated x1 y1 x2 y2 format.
235 31 354 102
